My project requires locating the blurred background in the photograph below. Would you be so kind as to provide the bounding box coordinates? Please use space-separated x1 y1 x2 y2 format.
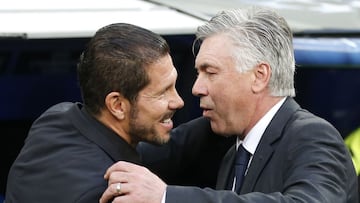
1 0 360 200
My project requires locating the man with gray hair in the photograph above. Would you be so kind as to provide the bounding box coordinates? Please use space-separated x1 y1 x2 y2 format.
100 6 358 203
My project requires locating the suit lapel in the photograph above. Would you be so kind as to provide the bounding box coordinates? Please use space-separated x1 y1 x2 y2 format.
216 145 236 189
240 142 273 193
240 97 300 193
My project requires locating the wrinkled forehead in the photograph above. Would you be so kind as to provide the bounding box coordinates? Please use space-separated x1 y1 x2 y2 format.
195 35 236 68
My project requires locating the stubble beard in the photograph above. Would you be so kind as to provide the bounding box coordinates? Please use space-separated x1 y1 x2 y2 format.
128 105 169 146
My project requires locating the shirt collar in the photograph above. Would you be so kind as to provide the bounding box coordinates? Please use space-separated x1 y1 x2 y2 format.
237 97 286 155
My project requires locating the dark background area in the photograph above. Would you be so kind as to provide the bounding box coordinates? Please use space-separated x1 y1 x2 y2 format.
1 34 360 197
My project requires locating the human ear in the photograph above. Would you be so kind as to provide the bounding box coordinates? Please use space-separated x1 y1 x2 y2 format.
251 62 271 93
104 92 129 120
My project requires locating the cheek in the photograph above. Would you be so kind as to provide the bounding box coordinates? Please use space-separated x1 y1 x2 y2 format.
211 80 239 101
138 100 168 118
214 82 250 115
152 100 169 112
208 79 229 95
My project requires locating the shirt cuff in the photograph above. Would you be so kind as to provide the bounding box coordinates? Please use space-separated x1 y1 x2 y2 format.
161 188 167 203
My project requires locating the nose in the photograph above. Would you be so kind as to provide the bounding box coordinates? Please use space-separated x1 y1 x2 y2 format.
169 90 184 110
192 76 207 97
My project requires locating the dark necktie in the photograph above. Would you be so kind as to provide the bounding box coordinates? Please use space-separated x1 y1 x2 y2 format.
234 144 250 193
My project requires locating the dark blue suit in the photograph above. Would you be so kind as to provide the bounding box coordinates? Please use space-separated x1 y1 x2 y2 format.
140 98 359 202
5 102 140 203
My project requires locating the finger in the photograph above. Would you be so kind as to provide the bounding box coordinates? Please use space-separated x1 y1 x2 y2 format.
104 161 144 179
99 182 129 203
107 171 129 185
99 183 117 203
104 161 125 179
111 194 134 203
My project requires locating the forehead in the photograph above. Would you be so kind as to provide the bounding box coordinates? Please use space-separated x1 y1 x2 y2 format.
144 54 177 87
146 54 175 77
195 34 236 70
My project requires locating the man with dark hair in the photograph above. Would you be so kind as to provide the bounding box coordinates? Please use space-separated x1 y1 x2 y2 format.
5 23 184 202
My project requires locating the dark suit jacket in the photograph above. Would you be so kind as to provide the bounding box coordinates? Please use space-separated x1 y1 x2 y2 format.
140 97 358 203
5 102 140 203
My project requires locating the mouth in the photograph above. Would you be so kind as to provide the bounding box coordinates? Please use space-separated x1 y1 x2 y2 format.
161 117 172 124
201 108 212 117
200 104 212 115
159 113 175 130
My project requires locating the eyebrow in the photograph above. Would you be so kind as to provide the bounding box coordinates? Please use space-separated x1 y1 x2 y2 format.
195 63 211 71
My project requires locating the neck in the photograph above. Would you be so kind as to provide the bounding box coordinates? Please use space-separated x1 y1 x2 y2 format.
243 96 285 137
95 111 137 147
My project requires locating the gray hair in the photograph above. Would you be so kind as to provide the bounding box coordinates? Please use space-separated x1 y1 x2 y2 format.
195 6 296 97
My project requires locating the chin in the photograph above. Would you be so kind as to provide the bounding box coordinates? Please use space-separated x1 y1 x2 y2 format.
210 124 232 137
150 133 170 145
210 122 221 133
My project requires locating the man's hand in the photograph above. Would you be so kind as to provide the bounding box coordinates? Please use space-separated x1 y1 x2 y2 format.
99 161 167 203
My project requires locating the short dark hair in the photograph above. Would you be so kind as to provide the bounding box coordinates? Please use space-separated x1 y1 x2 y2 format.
77 23 170 115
